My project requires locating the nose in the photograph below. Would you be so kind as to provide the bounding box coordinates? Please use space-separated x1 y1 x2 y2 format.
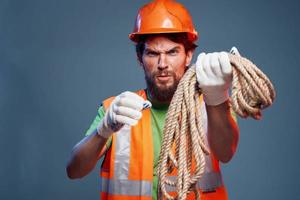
158 53 168 70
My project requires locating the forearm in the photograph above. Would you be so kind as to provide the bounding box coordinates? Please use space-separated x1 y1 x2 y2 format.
66 130 108 179
206 100 239 163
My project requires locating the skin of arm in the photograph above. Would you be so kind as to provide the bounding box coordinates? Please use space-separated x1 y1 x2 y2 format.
206 100 239 163
66 130 108 179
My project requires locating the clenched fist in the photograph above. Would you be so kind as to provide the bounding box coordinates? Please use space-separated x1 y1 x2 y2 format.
196 47 240 106
97 91 151 138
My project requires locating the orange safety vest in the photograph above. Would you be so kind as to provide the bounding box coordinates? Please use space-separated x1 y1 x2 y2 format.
100 90 228 200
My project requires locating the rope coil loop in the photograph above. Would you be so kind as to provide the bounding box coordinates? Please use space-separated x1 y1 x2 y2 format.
157 53 276 200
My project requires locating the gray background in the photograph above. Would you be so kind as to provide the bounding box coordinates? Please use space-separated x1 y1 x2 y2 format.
1 0 299 199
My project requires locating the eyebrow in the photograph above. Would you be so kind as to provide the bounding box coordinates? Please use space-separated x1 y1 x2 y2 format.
144 46 181 53
166 46 181 53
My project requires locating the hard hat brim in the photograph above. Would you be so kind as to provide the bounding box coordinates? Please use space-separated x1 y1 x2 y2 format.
129 30 198 43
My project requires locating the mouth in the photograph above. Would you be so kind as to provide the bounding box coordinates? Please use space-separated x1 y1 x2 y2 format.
156 75 172 82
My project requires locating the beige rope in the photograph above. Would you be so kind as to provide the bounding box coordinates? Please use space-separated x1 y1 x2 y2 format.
157 53 276 200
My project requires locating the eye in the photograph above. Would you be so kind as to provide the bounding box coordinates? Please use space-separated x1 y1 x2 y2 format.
167 49 179 56
145 51 159 57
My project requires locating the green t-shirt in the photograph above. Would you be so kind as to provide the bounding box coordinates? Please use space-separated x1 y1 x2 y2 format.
85 103 168 200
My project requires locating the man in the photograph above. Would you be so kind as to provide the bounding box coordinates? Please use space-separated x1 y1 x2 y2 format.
66 0 239 199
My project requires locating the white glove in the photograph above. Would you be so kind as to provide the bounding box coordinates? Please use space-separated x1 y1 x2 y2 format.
230 46 240 56
96 91 151 138
196 47 240 106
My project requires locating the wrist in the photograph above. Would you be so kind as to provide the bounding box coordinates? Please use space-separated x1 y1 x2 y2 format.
203 89 229 106
96 120 113 139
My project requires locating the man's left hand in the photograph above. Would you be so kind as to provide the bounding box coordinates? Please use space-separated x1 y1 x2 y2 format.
195 47 239 106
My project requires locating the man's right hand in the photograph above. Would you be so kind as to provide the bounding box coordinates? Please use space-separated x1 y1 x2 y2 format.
97 91 151 138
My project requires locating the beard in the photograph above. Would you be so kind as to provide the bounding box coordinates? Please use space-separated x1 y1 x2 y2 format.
145 70 181 103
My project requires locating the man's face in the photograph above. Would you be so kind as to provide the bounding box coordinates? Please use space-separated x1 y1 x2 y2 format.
141 36 193 103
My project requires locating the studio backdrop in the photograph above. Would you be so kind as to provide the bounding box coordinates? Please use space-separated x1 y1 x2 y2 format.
1 0 299 199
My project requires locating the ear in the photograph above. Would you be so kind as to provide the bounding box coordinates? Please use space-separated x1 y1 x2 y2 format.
136 49 145 67
185 50 194 66
136 55 144 67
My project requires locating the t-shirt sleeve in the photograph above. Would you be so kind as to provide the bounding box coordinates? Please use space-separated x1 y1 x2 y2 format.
84 105 112 157
85 106 106 136
230 106 238 122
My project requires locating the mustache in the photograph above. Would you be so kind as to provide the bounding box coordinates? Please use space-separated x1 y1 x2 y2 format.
153 70 175 77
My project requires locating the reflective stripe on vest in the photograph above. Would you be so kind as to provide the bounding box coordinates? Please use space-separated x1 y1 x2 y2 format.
113 125 131 179
165 172 223 193
101 177 152 196
100 90 226 199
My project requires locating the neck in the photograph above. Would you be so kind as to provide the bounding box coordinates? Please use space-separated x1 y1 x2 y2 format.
146 88 170 108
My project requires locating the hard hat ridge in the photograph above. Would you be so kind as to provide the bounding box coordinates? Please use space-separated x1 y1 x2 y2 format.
129 0 198 42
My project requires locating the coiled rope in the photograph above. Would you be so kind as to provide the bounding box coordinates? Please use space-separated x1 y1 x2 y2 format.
157 53 276 200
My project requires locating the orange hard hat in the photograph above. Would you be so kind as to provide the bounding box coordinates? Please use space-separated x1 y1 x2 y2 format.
129 0 198 42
